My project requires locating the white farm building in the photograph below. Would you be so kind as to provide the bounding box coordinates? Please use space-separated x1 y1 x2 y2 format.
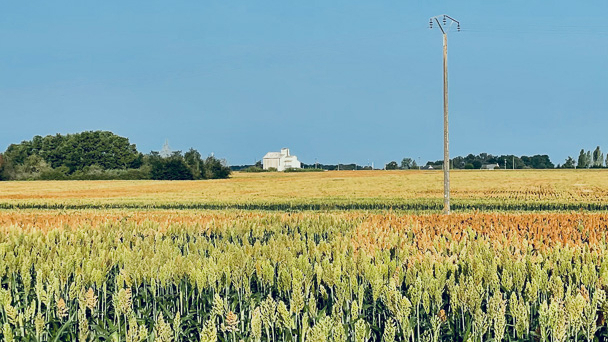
263 148 301 171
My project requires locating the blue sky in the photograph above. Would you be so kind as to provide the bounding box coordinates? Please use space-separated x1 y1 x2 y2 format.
1 1 607 166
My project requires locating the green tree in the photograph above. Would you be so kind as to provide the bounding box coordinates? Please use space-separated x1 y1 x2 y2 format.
528 155 554 169
400 158 414 169
202 156 231 179
148 152 194 180
562 156 576 169
592 146 604 167
184 148 203 179
1 131 233 181
0 154 5 180
452 156 465 169
577 149 588 168
3 141 34 166
19 155 51 176
385 161 399 170
39 134 66 168
58 131 142 172
2 131 142 175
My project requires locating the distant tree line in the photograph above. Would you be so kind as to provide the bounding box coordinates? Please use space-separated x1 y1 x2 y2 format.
563 146 608 169
0 131 231 180
385 158 418 170
231 162 374 171
447 153 555 169
386 148 608 170
300 163 372 171
385 153 555 170
230 161 265 172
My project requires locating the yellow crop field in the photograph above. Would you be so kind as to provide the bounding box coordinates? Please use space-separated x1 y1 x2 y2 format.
1 169 608 211
2 170 608 341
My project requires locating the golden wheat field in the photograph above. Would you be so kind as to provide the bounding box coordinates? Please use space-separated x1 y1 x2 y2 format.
2 170 608 341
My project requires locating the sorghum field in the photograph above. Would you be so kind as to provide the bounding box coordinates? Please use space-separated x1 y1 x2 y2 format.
2 170 608 341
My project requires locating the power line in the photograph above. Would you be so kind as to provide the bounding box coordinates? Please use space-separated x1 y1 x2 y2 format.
460 23 608 35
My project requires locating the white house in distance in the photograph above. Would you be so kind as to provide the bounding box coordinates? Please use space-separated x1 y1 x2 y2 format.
481 163 500 170
263 148 301 171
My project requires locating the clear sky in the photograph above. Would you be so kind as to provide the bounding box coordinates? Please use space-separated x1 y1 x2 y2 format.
1 1 607 166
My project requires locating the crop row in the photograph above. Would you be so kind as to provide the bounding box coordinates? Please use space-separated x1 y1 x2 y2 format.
2 198 608 212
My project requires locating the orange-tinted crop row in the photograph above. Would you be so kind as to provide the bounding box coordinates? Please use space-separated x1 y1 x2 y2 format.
3 210 608 248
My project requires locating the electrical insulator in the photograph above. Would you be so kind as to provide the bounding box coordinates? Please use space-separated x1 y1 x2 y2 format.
457 23 460 32
429 19 433 28
443 16 447 25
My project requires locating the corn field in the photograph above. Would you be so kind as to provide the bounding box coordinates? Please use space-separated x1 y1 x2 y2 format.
2 211 608 341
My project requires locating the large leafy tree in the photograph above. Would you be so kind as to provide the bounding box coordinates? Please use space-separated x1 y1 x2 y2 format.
528 155 554 169
203 155 231 179
148 152 194 180
562 156 576 169
184 148 203 179
58 131 142 172
385 161 399 170
578 149 588 168
400 158 414 169
2 131 142 174
147 149 231 180
39 134 66 168
1 132 231 180
593 146 604 167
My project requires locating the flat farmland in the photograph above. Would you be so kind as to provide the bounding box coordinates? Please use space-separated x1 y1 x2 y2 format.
1 169 607 211
3 170 608 341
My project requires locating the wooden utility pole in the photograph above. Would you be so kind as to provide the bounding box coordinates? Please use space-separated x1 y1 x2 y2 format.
430 14 460 215
442 32 450 214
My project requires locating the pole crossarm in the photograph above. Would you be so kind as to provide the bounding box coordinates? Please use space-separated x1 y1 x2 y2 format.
429 14 460 215
429 14 461 33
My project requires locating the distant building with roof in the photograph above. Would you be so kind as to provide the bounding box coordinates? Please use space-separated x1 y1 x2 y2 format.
263 148 301 171
481 163 500 170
